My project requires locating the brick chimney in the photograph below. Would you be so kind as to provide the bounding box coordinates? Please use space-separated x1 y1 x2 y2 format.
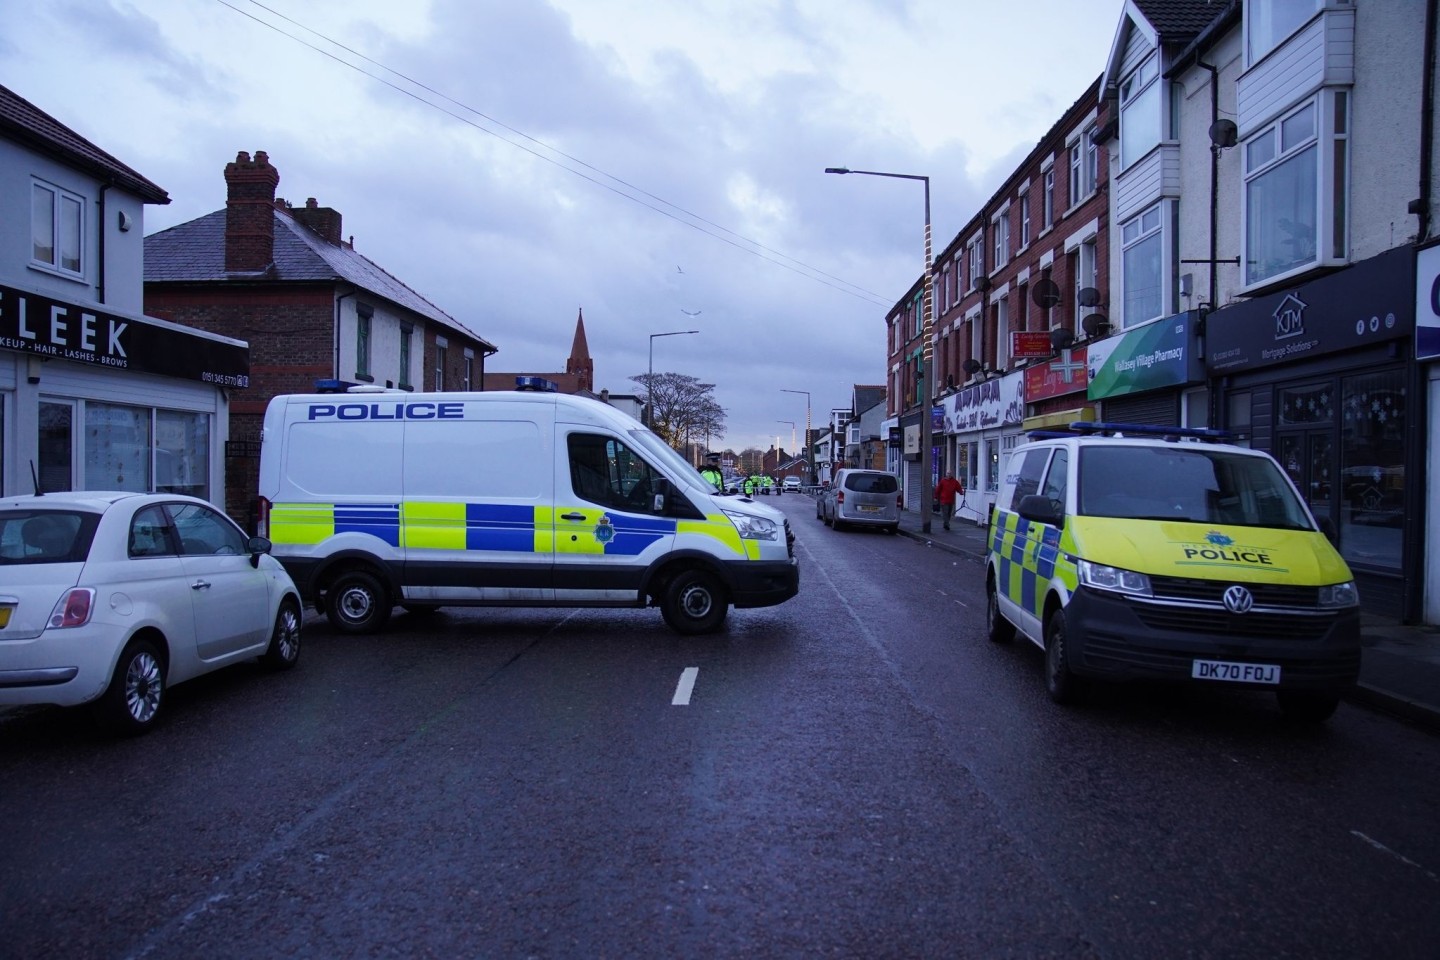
224 150 280 272
291 197 343 246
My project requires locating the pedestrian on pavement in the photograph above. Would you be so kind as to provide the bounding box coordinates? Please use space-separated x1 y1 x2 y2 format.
935 471 964 530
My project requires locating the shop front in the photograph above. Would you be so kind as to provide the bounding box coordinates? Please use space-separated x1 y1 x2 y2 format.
941 371 1023 525
1207 247 1417 619
1416 241 1440 626
1086 311 1208 427
0 281 247 502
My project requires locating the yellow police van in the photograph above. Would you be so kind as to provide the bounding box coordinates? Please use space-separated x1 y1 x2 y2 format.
985 423 1360 722
257 388 798 635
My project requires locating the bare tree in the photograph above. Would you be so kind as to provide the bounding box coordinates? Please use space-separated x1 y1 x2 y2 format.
634 372 728 450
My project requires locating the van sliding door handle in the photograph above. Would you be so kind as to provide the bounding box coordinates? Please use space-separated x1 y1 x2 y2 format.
560 513 586 521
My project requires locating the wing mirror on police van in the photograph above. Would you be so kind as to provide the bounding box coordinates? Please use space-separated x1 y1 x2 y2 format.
1016 494 1065 528
652 479 670 513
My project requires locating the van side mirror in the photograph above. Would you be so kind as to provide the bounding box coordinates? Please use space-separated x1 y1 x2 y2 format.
1016 494 1064 528
652 478 670 513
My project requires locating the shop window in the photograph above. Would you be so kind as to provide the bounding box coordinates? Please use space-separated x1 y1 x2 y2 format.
1278 382 1333 425
71 403 210 500
39 401 74 492
85 403 152 492
985 437 1001 492
1339 369 1404 571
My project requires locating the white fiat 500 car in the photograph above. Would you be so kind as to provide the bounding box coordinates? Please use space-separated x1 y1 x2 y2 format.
0 491 302 735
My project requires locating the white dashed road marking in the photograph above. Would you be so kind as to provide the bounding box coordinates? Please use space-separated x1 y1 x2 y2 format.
672 667 699 705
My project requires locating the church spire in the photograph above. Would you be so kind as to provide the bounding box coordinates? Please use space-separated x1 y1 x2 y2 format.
566 308 593 391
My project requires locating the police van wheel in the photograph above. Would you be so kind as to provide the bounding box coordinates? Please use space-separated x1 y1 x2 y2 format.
1276 690 1340 723
327 570 391 634
661 570 728 634
986 577 1014 644
1044 611 1084 704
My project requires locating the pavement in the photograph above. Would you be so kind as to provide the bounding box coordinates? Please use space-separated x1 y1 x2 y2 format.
887 501 1440 732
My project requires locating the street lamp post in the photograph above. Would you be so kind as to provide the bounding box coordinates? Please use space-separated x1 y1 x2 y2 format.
776 420 795 459
647 330 699 432
825 166 935 532
780 389 812 484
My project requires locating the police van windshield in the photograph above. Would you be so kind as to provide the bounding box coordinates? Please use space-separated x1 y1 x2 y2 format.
1077 446 1313 529
627 429 714 496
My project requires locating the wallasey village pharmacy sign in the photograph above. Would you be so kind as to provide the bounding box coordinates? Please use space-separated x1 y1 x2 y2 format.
0 282 249 386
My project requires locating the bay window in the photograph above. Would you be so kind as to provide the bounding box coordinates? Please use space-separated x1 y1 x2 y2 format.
1247 0 1323 64
1244 94 1346 287
1122 204 1164 326
1120 55 1162 170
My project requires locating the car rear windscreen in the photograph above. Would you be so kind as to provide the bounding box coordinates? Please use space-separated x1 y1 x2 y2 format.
845 473 898 494
0 511 100 564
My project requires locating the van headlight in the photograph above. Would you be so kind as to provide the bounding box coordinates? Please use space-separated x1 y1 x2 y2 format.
1078 560 1152 597
1318 581 1359 608
723 510 778 541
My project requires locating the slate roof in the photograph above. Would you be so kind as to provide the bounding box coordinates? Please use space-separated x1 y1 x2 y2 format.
1131 0 1229 42
145 207 494 349
853 384 886 415
0 83 168 204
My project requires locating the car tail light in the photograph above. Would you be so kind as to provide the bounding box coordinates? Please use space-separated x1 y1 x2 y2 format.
48 588 95 629
896 494 903 510
837 491 845 504
256 497 271 538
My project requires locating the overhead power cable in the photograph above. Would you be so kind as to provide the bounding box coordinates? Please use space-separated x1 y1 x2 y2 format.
214 0 896 308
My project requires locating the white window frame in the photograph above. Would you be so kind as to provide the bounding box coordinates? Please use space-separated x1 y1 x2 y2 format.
31 179 85 279
434 335 448 391
995 295 1010 370
1042 162 1056 230
1019 193 1031 249
463 348 474 390
967 235 984 290
1245 0 1324 66
1241 92 1347 288
1120 54 1162 171
992 204 1011 269
1121 203 1165 327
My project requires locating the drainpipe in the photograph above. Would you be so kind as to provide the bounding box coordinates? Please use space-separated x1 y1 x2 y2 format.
1416 0 1437 242
97 184 109 304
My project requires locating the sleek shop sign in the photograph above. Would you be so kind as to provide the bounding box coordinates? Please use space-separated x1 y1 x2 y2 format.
1206 247 1414 374
1087 311 1204 400
0 282 249 386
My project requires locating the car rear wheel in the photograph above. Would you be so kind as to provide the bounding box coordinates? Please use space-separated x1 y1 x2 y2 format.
1276 690 1340 723
326 570 391 634
661 569 729 634
987 576 1014 643
92 637 165 736
1044 609 1084 704
262 599 302 670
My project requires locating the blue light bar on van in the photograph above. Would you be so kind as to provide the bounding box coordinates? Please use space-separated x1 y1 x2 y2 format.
314 379 359 394
514 376 558 392
1072 422 1233 442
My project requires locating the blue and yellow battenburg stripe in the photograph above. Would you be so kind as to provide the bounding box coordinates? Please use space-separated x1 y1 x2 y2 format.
991 509 1067 617
269 502 749 557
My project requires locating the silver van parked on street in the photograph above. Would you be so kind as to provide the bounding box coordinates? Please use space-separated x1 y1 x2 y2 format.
821 469 901 533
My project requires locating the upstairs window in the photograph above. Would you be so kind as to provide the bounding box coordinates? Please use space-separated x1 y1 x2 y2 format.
1042 165 1055 229
993 208 1010 268
355 305 372 380
1247 0 1323 64
434 337 448 391
399 324 414 390
967 237 984 290
1243 96 1347 287
32 180 84 277
1122 204 1164 326
1019 194 1031 248
1120 55 1162 170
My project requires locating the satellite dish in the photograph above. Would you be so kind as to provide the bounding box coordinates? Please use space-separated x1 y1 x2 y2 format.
975 275 992 292
1032 278 1061 309
962 358 983 375
1049 328 1075 352
1081 313 1112 337
1208 119 1238 148
1078 287 1102 308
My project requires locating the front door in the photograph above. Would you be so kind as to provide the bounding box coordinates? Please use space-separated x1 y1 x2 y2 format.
1276 430 1334 524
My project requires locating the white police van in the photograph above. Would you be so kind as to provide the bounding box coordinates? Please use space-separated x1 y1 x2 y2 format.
257 387 797 634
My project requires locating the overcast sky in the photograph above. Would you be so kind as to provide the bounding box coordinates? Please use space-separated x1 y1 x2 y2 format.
4 0 1121 455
